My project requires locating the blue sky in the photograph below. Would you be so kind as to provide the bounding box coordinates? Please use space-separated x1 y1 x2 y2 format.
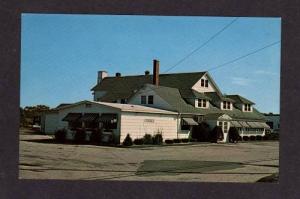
21 14 281 113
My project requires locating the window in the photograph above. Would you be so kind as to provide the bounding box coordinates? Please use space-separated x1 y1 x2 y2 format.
181 119 190 130
205 80 209 87
244 104 251 111
120 99 127 104
197 99 207 108
101 114 118 130
141 96 146 104
222 101 231 110
148 95 154 104
218 121 223 126
201 79 205 87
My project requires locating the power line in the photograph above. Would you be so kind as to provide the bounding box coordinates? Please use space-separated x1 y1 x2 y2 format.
207 40 281 72
163 17 239 73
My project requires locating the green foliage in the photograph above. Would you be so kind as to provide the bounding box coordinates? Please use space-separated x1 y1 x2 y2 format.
165 139 174 144
153 133 163 145
210 126 223 143
123 134 133 146
250 135 256 141
173 139 181 143
74 129 87 144
133 138 144 145
181 138 189 143
191 122 210 142
143 134 153 145
228 127 239 143
90 129 102 144
256 135 263 140
243 136 249 141
54 129 67 143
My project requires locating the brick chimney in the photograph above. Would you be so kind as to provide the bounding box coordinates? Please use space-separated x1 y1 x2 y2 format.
153 59 159 86
97 71 108 84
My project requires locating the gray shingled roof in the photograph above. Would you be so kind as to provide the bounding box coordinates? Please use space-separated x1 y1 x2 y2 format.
91 72 206 101
225 95 255 105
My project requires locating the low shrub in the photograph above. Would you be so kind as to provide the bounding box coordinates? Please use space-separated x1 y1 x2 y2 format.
250 135 256 141
210 126 223 143
133 138 144 145
89 129 102 144
181 138 189 143
228 127 239 143
74 129 87 144
243 136 249 141
165 139 174 144
189 138 198 142
256 135 262 141
238 136 242 141
264 132 279 140
153 133 163 145
173 139 181 143
123 134 133 146
263 135 268 140
54 128 67 143
143 134 153 145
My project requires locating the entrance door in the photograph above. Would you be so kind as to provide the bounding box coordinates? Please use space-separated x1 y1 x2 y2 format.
217 121 230 142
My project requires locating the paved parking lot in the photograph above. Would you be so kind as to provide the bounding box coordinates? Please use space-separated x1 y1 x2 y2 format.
19 130 279 182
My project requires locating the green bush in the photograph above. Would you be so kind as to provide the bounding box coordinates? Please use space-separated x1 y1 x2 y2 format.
191 122 210 142
74 129 86 144
173 139 181 143
228 127 239 143
89 129 102 144
189 138 197 142
250 135 256 141
165 139 174 144
123 134 133 146
256 135 262 140
133 138 144 145
54 128 67 143
143 134 153 145
264 132 279 140
153 133 163 145
243 136 249 141
181 138 189 143
210 126 223 143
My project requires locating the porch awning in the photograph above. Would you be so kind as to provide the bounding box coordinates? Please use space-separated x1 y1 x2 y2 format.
78 113 99 122
62 113 82 122
97 113 117 123
182 118 198 125
260 122 271 129
231 121 242 128
238 121 250 128
247 122 262 128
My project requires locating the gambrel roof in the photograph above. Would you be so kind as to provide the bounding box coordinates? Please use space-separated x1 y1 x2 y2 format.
225 95 255 105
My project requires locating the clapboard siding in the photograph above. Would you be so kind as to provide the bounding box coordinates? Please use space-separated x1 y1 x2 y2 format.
120 112 178 142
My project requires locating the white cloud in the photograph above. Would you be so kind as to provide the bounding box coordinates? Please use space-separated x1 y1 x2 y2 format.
231 77 252 86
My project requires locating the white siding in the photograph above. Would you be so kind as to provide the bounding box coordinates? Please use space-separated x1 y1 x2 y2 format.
192 74 216 93
120 112 178 142
42 113 59 135
128 87 174 110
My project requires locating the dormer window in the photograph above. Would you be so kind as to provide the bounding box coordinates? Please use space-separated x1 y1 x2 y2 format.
197 99 207 108
148 95 154 104
222 101 231 110
205 80 208 87
200 79 209 88
244 104 251 112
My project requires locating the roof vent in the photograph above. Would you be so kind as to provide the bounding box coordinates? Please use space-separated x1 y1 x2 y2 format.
116 72 121 77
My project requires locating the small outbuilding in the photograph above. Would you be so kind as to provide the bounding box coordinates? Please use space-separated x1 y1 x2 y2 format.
42 100 178 144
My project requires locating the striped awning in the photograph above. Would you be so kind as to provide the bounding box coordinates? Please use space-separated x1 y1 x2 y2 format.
97 113 117 122
182 118 198 125
62 113 82 122
247 122 261 128
231 121 242 128
260 122 271 129
238 121 250 128
78 113 99 122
